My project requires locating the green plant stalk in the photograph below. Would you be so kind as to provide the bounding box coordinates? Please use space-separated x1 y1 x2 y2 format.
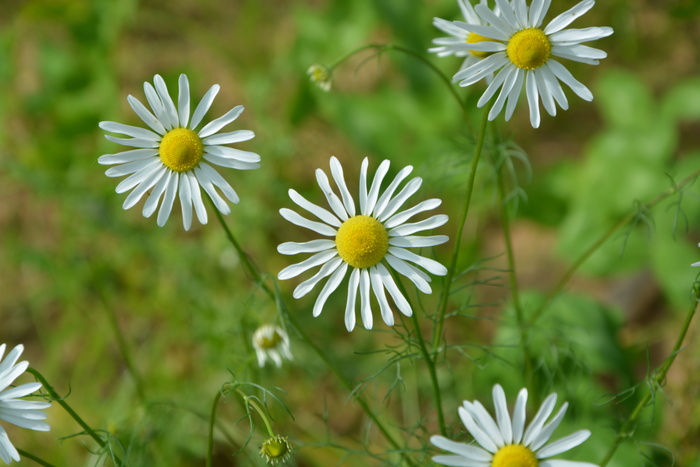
234 387 276 437
206 390 222 467
495 163 533 385
16 449 56 467
600 283 699 466
530 169 700 327
96 287 146 402
327 43 468 117
27 368 122 466
432 107 490 352
211 206 417 467
391 271 446 435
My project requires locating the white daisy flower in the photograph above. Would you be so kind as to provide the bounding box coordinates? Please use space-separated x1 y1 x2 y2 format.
431 384 598 467
0 344 51 465
692 243 700 267
99 74 260 230
452 0 613 128
429 0 501 76
252 325 293 368
307 64 332 92
277 156 449 332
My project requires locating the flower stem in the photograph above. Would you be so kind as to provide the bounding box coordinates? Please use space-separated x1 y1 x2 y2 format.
599 281 699 466
26 368 122 466
432 107 490 352
495 162 533 385
530 169 700 327
206 390 222 467
16 449 57 467
234 387 276 437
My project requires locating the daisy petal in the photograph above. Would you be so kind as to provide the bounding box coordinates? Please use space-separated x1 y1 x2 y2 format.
547 60 593 101
344 268 361 331
199 105 244 138
430 435 492 462
385 198 442 229
359 269 373 329
279 208 337 236
278 239 336 255
369 267 394 326
278 249 338 280
190 84 220 129
544 0 595 35
387 247 447 276
536 430 591 458
523 392 558 446
330 156 356 216
492 384 513 444
376 263 413 317
177 74 190 128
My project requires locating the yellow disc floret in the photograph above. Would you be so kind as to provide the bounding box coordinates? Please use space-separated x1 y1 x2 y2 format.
506 28 551 70
466 32 499 58
492 444 539 467
335 215 389 269
159 128 204 172
255 329 283 350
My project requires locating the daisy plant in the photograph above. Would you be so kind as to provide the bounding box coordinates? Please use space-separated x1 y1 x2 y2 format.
99 74 261 230
277 156 449 331
452 0 613 127
432 384 597 467
0 344 51 465
252 325 293 368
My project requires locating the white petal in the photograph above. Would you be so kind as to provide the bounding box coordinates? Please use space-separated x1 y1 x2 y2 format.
289 189 341 227
456 54 509 87
453 22 509 42
344 268 360 331
186 171 207 225
204 146 260 163
277 239 336 255
365 159 391 216
329 156 356 216
316 168 350 221
143 170 173 218
512 388 528 443
198 162 239 204
311 262 348 318
190 84 220 129
474 4 513 35
488 67 519 121
294 256 344 299
0 428 20 463
376 263 412 317
98 149 158 165
154 74 179 129
494 0 520 31
536 430 591 458
385 254 432 294
104 135 159 149
526 71 541 128
550 26 614 44
385 198 442 229
477 65 510 109
203 153 260 171
193 166 230 215
529 0 551 27
504 68 525 121
280 208 337 236
387 247 447 276
202 130 255 145
157 172 179 227
431 455 489 467
388 214 448 237
177 74 190 128
122 165 167 210
540 65 569 110
540 461 599 467
369 267 394 326
143 81 170 130
105 158 157 179
546 59 593 101
377 177 422 222
199 105 244 138
430 436 492 462
373 165 413 219
278 249 338 280
458 406 498 453
359 269 373 329
523 392 558 446
492 384 513 444
513 0 529 28
114 160 163 193
544 0 595 35
464 401 505 448
530 403 569 451
127 95 166 134
534 68 557 117
389 235 449 248
359 158 369 215
179 173 193 230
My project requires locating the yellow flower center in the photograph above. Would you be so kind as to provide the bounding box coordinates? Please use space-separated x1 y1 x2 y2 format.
506 28 551 70
159 128 203 172
492 444 539 467
335 215 389 269
256 330 283 350
466 32 498 58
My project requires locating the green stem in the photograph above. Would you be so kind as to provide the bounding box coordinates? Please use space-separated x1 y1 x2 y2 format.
211 206 416 467
206 390 222 467
495 161 535 389
16 449 57 467
530 168 700 327
96 287 146 401
600 283 699 465
26 368 123 466
432 107 490 352
328 43 468 117
234 388 276 437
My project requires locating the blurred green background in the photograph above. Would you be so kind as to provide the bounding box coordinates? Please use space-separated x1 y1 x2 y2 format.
1 0 700 465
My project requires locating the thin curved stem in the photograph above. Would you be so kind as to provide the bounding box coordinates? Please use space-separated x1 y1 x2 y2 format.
206 390 222 467
27 368 122 466
530 169 700 326
16 449 56 467
600 282 699 465
432 107 490 352
234 387 276 437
